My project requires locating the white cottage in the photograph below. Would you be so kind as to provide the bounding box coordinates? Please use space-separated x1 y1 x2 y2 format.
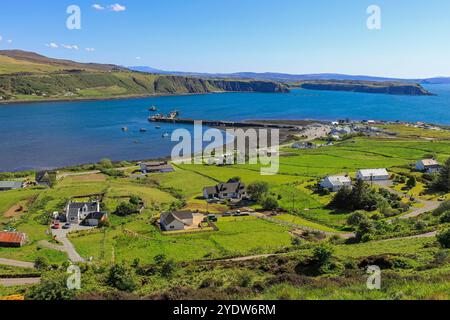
356 169 390 181
416 159 442 174
320 175 352 192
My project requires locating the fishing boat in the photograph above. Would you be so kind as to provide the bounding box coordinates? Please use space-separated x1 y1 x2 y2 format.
162 133 170 138
140 128 148 133
149 106 157 112
122 127 128 132
155 126 161 129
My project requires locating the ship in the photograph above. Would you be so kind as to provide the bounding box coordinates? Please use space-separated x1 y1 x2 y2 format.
140 128 148 133
149 110 180 122
149 106 157 112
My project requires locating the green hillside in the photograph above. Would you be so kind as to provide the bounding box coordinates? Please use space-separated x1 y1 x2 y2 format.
0 50 288 103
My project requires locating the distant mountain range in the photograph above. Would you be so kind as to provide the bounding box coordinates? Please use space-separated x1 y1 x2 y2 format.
128 66 450 84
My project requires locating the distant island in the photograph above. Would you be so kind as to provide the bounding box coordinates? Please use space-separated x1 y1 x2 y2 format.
293 80 434 96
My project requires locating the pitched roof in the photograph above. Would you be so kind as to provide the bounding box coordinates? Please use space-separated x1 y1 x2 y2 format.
0 232 26 244
160 211 194 226
419 159 440 167
358 169 389 177
204 182 246 196
84 212 106 220
0 181 23 189
67 202 99 219
325 175 351 186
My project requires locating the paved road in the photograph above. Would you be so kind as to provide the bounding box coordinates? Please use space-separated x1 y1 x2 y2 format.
0 278 41 287
374 182 441 221
0 258 35 269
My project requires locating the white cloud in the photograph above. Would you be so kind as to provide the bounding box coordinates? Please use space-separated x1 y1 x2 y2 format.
136 56 141 60
92 4 105 10
85 47 96 52
0 35 2 42
7 39 12 44
109 3 126 12
62 44 79 50
46 42 59 48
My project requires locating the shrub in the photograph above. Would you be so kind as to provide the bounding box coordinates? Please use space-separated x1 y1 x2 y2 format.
347 211 368 226
99 158 113 169
107 264 137 292
313 243 335 265
437 229 450 249
114 202 138 217
160 259 177 278
247 182 269 202
440 211 450 223
261 196 279 211
26 272 75 301
34 256 50 271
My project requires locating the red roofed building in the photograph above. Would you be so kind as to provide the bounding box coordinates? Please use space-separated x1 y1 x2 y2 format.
0 232 27 248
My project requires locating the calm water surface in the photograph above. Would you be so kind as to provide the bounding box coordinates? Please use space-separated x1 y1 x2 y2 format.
1 85 449 171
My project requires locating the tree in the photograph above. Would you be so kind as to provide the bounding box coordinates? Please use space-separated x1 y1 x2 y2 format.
437 229 450 249
26 272 75 300
34 256 50 271
261 196 279 211
440 211 450 223
107 264 137 292
99 158 114 169
247 182 269 202
114 202 138 216
356 220 376 242
433 158 450 192
313 243 335 265
406 176 417 189
346 211 368 227
153 254 167 265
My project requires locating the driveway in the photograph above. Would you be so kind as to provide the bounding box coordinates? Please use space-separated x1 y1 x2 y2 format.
41 225 94 263
374 182 440 221
0 258 35 269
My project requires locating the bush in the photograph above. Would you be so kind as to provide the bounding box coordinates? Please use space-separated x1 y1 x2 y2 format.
26 272 75 300
440 211 450 223
313 243 335 265
347 211 368 226
247 182 269 202
433 201 450 216
99 158 113 169
114 202 139 217
160 259 177 278
261 196 279 211
107 264 137 292
437 229 450 249
34 256 50 271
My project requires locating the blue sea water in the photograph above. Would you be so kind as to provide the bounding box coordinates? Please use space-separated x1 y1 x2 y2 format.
0 84 449 172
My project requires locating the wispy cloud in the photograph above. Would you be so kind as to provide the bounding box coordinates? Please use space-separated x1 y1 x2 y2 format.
136 56 141 60
45 42 59 48
92 4 105 10
7 39 12 44
109 3 126 12
62 44 79 50
0 35 3 42
85 47 96 52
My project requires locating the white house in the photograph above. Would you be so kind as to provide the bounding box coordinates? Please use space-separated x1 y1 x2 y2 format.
160 211 204 231
65 201 101 224
415 159 442 173
320 175 352 192
356 169 390 181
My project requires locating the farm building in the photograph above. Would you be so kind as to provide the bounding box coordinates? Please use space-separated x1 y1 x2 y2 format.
203 182 247 200
356 169 390 181
81 212 108 227
320 175 352 192
140 161 174 174
65 201 101 224
0 232 27 248
0 181 24 191
35 171 57 187
416 159 442 173
160 211 204 231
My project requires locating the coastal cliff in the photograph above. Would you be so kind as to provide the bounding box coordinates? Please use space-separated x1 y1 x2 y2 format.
295 80 433 96
0 50 288 103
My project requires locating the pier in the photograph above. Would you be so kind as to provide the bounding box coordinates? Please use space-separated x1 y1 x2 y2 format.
148 117 298 129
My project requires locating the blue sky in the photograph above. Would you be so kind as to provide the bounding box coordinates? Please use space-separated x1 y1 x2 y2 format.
1 0 450 78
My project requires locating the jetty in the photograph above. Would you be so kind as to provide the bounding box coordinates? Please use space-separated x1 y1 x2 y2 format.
148 117 298 129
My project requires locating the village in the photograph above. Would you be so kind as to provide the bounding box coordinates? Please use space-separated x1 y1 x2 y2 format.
0 121 449 299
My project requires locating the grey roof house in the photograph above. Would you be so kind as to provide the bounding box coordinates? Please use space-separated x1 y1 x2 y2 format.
65 201 101 224
160 211 204 231
203 182 247 200
0 181 24 192
140 161 174 174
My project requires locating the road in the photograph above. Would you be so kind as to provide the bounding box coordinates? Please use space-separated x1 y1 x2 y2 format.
374 182 441 221
0 258 35 269
0 278 40 287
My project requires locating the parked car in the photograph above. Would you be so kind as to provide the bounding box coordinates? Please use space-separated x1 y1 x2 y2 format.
62 223 71 229
207 214 218 222
52 223 60 229
222 212 232 217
